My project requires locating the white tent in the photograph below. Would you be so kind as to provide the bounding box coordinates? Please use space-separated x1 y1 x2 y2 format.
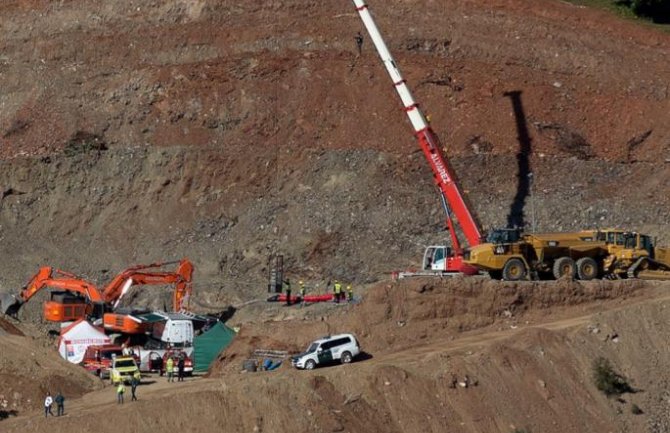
57 319 111 364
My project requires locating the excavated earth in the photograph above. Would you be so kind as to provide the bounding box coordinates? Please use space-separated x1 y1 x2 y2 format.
3 278 670 433
0 0 669 432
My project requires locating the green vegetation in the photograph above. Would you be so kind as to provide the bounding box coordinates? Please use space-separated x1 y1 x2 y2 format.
566 0 670 28
592 357 634 397
616 0 670 23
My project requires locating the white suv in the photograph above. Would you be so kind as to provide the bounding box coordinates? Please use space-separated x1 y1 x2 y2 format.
291 334 361 370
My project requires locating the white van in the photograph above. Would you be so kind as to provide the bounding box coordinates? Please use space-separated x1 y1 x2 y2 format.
151 319 194 345
291 334 361 370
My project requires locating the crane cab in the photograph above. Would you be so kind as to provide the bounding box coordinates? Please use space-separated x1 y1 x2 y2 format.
422 246 453 271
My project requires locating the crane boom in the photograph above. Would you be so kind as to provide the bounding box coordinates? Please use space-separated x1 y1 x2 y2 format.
352 1 483 263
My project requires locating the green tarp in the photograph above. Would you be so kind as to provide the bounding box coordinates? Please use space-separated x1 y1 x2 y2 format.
193 322 236 372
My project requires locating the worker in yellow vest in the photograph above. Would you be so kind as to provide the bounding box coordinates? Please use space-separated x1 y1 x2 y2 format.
299 281 306 306
346 285 353 302
334 281 342 303
166 357 174 383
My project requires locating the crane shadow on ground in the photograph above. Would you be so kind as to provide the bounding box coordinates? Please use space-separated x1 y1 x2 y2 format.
503 90 533 230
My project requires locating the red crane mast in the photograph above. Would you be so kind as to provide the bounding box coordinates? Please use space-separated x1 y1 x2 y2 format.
352 0 482 272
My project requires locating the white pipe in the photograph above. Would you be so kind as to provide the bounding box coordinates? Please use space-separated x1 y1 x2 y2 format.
113 278 134 309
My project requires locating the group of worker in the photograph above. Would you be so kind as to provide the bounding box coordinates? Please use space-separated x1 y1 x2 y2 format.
282 278 354 306
165 354 187 383
43 391 65 418
115 370 141 404
332 280 353 303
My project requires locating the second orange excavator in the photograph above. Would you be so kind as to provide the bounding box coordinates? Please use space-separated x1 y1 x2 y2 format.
1 260 194 327
101 260 194 334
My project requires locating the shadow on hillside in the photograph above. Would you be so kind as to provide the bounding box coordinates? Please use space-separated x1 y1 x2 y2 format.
357 351 374 362
0 410 18 420
503 90 533 230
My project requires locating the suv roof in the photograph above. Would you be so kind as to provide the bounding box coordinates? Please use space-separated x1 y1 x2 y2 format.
113 356 136 362
312 333 355 344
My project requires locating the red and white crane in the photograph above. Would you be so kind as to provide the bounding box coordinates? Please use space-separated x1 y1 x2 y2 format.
352 0 483 274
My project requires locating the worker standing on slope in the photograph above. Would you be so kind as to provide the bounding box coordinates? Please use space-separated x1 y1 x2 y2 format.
283 278 292 306
334 280 342 303
55 391 65 416
177 355 185 382
166 356 175 382
346 285 353 303
299 280 306 307
116 382 125 404
355 31 363 55
131 371 140 401
44 392 54 418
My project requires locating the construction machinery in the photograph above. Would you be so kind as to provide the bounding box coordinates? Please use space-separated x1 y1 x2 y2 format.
100 260 194 333
352 0 484 275
464 229 605 281
352 2 669 282
597 229 670 280
464 228 670 281
1 267 104 321
1 259 194 323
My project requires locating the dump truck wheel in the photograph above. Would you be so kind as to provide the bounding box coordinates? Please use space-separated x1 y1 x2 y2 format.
553 257 576 279
576 257 598 280
502 259 526 281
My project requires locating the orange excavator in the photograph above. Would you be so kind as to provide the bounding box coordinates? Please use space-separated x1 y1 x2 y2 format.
101 260 194 334
1 267 105 321
1 260 194 329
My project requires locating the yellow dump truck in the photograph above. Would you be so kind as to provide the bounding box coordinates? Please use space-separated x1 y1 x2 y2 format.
465 228 670 281
464 229 605 281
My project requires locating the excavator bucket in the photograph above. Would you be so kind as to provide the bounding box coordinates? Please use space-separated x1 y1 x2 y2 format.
0 293 22 317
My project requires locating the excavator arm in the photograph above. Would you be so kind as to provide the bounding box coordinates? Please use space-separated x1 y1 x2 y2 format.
19 267 103 302
1 260 195 322
101 259 194 335
101 259 194 311
1 267 103 319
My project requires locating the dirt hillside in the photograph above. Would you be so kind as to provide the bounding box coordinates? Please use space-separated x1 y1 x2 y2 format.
1 0 669 308
0 317 102 419
1 1 669 432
